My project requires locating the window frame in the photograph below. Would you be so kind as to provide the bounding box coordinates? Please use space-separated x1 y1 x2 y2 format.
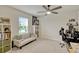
19 16 29 34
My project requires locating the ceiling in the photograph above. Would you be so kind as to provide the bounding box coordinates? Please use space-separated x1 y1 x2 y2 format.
10 5 79 17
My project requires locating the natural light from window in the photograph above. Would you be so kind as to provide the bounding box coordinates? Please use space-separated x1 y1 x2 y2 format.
19 16 28 34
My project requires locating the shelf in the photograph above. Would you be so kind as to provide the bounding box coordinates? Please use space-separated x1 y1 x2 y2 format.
3 24 11 25
0 47 2 53
0 23 2 25
4 32 11 33
3 44 10 52
0 41 2 46
0 17 11 53
2 41 10 46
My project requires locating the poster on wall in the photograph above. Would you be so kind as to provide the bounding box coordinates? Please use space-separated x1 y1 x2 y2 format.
32 16 39 25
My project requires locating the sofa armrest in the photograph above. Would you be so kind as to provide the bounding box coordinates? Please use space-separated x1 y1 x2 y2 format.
13 39 23 47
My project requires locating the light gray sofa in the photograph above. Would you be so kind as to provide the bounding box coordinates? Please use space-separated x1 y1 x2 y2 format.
13 33 37 49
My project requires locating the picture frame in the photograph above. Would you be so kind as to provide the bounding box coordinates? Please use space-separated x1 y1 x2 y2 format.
32 16 39 25
32 16 37 25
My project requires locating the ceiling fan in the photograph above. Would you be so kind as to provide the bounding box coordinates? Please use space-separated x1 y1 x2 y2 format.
37 5 62 15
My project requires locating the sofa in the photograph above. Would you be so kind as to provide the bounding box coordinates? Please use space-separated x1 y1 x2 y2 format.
13 33 37 49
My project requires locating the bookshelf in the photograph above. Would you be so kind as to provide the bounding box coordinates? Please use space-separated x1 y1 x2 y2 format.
0 17 11 53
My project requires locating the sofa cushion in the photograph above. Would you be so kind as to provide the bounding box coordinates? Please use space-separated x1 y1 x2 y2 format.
30 33 37 38
14 35 22 40
30 33 34 37
22 33 30 39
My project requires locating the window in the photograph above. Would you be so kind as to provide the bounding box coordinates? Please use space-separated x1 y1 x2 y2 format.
19 16 28 34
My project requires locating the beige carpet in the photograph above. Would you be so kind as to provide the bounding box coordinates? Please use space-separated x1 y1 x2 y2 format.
8 39 68 53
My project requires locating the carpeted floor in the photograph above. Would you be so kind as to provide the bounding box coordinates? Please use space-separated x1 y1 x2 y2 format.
8 39 68 53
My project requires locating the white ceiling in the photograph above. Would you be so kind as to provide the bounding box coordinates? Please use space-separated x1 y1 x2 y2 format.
10 5 79 17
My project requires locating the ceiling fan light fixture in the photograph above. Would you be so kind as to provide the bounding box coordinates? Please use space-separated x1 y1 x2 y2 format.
46 11 51 14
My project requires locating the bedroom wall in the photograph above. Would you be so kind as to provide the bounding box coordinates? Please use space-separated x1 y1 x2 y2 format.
38 11 78 42
0 5 32 38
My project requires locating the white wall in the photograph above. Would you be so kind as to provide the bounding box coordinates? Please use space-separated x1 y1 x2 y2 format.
0 6 32 38
39 12 78 42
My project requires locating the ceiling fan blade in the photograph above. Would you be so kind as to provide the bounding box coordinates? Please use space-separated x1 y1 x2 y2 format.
52 12 58 14
50 6 62 11
37 11 46 13
42 5 48 10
